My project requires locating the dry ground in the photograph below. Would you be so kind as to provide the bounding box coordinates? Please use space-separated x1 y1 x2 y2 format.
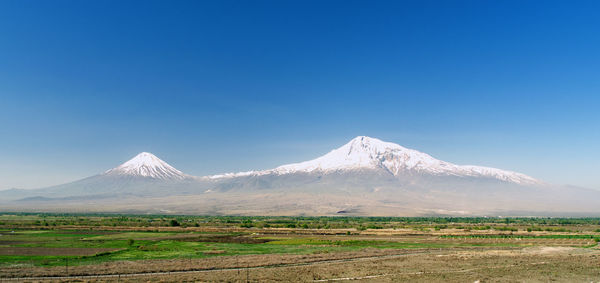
2 224 600 282
3 246 600 282
0 247 120 256
154 246 600 282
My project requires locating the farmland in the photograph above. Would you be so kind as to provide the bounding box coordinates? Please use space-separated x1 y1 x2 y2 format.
1 213 599 281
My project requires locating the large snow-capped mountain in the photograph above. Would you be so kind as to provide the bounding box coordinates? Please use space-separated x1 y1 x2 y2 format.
104 152 189 180
209 136 540 185
3 137 599 216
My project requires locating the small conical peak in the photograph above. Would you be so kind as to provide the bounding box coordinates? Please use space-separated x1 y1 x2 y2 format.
104 152 188 180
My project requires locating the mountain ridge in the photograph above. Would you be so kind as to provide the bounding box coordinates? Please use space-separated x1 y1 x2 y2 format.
207 136 541 185
6 136 594 217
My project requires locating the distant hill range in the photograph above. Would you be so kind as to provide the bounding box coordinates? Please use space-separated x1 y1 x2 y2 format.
1 136 598 216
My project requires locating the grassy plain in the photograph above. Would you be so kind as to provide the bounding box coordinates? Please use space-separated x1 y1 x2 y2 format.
1 213 599 281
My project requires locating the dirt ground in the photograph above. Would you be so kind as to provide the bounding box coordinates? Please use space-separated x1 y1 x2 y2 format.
0 247 120 256
3 246 599 282
2 225 600 282
109 246 600 282
0 248 422 278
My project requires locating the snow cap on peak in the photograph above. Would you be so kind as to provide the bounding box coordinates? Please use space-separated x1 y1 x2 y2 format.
345 136 405 152
122 152 162 166
271 136 541 185
273 136 433 174
348 136 389 144
207 136 542 185
104 152 188 180
350 135 381 141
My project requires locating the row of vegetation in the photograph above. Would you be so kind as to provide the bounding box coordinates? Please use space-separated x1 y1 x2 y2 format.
440 234 600 241
1 213 600 232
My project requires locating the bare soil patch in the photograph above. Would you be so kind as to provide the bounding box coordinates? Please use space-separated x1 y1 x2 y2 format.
0 247 120 256
5 247 599 282
189 235 272 244
0 248 442 278
142 233 271 244
55 231 118 235
0 241 26 245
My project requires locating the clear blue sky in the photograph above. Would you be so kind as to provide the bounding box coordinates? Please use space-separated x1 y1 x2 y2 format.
1 0 599 189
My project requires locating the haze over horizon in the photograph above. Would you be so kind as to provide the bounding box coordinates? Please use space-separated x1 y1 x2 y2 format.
1 1 599 190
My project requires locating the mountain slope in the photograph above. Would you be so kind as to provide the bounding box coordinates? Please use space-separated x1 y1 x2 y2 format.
2 138 598 216
104 152 189 180
209 136 541 185
0 152 195 201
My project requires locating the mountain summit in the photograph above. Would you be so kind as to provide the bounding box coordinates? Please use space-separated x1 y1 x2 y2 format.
104 152 188 180
277 136 540 184
213 136 541 185
2 137 599 216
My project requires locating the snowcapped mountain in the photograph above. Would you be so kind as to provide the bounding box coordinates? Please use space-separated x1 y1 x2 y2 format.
0 152 194 201
209 136 541 185
4 138 598 216
104 152 189 180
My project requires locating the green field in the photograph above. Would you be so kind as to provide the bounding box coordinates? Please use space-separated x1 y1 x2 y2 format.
1 213 600 280
0 229 521 268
